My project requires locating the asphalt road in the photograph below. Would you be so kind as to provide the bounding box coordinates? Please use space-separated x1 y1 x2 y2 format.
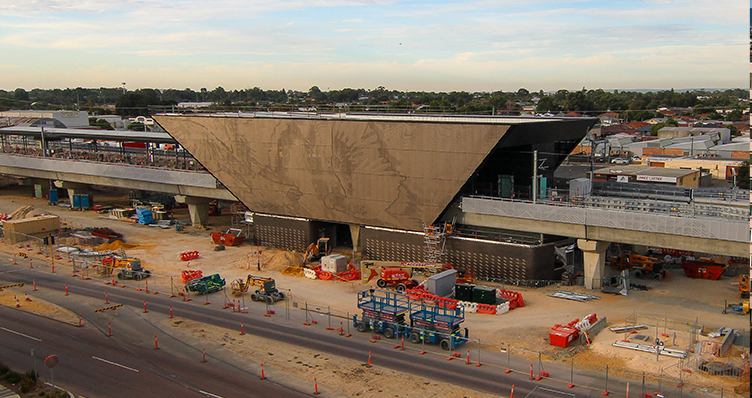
0 306 312 398
0 256 718 398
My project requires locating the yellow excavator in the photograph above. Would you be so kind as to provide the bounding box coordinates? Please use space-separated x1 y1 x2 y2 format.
230 274 286 304
303 237 331 264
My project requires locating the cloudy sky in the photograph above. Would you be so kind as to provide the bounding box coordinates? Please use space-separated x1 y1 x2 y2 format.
0 0 747 92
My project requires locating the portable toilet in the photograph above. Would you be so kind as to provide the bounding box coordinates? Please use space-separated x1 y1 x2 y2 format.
80 194 93 209
71 194 81 210
48 189 58 205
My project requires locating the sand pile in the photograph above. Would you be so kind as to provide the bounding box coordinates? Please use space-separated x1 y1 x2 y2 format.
266 251 304 269
95 240 137 251
0 289 79 325
281 266 305 277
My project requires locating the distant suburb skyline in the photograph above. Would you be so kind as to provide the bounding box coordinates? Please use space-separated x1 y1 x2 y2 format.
0 0 747 93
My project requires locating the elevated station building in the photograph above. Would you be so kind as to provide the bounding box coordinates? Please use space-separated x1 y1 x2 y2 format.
155 112 598 282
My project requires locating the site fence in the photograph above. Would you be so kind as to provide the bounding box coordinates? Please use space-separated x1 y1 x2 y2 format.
497 342 733 398
296 296 739 397
625 310 704 353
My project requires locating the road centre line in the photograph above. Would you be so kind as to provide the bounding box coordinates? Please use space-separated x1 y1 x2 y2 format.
0 326 41 341
92 356 139 373
199 390 225 398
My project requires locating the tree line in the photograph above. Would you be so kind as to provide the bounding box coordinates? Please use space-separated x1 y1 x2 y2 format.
0 86 747 119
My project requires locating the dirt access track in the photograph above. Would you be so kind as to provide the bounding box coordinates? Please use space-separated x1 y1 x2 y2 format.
0 185 748 396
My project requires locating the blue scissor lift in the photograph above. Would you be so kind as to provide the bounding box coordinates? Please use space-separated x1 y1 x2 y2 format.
353 289 468 350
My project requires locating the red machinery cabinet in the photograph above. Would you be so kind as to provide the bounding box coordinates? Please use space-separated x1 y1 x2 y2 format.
549 325 579 348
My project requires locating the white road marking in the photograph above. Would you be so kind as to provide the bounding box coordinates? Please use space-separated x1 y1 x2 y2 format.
92 356 139 373
0 327 42 341
199 390 225 398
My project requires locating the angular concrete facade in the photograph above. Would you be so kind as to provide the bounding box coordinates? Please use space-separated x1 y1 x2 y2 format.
156 113 597 281
156 115 512 231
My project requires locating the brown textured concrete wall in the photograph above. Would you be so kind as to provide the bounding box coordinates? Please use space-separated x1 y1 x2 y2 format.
156 116 510 231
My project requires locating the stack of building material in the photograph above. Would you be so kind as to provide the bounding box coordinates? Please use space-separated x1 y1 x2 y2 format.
136 208 153 225
109 208 135 220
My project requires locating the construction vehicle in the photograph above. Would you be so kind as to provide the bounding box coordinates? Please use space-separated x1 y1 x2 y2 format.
352 289 468 350
739 274 749 299
115 259 151 281
304 237 331 263
102 256 151 280
230 274 286 304
362 260 474 289
369 267 420 293
611 252 665 279
185 273 226 294
739 274 749 298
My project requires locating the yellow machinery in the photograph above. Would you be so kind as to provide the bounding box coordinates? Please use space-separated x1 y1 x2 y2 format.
610 252 664 279
360 260 475 285
304 237 331 264
739 274 750 299
230 274 286 304
102 257 150 280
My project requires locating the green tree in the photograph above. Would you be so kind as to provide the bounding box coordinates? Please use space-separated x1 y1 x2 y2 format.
14 88 29 102
737 161 749 189
127 122 145 131
725 108 743 121
95 119 114 130
116 90 160 117
724 124 740 137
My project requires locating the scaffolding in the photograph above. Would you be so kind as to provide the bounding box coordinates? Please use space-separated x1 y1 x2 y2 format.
423 217 454 263
230 202 252 237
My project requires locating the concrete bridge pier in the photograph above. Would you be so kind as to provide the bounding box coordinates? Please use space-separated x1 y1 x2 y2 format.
349 224 362 255
577 239 610 290
175 195 210 226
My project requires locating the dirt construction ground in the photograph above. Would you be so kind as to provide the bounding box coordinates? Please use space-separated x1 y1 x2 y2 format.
0 184 749 397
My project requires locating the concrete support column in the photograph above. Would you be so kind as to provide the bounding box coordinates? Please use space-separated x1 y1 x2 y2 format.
175 195 210 226
577 239 610 290
349 225 362 253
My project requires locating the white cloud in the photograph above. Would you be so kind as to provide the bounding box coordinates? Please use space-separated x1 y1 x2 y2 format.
0 0 745 90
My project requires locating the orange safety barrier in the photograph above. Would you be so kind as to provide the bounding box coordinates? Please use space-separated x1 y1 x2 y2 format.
477 304 497 314
181 270 203 284
315 268 335 280
404 287 459 309
179 251 200 261
337 270 361 281
499 289 524 308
